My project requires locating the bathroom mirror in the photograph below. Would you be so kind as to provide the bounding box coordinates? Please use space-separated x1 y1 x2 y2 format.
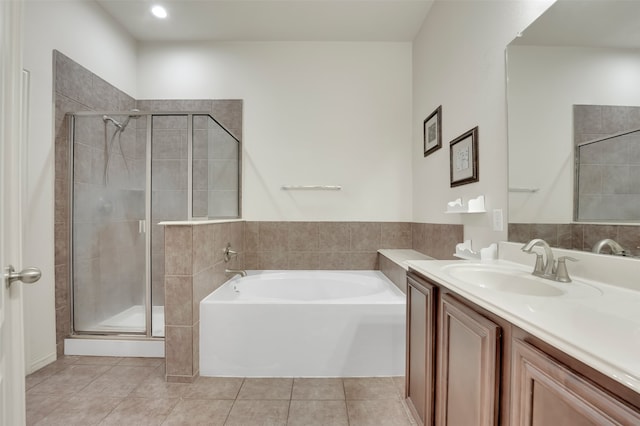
506 0 640 255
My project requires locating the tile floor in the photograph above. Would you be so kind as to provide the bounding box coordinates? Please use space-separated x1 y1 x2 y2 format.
26 356 416 425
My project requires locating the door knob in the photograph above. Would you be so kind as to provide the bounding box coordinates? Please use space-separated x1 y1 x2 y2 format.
4 265 42 288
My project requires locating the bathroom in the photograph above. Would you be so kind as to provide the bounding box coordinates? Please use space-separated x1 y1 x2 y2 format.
2 0 639 424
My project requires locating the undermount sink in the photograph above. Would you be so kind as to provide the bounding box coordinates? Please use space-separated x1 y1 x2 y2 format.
441 263 603 298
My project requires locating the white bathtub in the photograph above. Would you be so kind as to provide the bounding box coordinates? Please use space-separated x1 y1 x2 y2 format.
200 270 406 377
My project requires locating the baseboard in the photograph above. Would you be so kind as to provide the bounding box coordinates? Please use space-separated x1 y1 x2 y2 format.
27 351 57 374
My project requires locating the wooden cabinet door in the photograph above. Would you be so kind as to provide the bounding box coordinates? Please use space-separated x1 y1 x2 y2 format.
436 293 500 426
511 339 640 425
406 276 437 426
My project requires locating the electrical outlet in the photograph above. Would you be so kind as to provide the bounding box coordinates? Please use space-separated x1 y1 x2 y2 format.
493 209 504 231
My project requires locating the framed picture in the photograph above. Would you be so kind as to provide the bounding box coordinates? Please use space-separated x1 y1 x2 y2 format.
449 126 479 187
423 105 442 157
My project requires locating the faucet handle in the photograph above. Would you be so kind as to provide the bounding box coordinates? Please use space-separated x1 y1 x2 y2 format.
223 243 238 263
554 256 578 283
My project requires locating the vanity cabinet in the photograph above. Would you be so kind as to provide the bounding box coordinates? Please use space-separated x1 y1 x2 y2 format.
511 339 640 425
405 276 437 425
435 293 500 426
405 270 640 426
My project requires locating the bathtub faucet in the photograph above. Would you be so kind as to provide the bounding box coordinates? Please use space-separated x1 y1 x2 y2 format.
225 268 247 278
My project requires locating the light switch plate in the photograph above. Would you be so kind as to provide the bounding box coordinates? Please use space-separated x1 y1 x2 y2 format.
493 209 504 231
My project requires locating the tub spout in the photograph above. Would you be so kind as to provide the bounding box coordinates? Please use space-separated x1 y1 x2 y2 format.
225 268 247 278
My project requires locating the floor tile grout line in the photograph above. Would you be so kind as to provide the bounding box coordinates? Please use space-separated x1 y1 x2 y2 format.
342 378 351 426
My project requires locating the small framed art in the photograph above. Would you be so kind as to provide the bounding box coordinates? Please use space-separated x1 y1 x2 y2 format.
423 105 442 157
449 126 479 187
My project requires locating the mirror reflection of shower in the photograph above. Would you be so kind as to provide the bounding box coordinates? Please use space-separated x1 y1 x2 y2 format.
102 109 141 185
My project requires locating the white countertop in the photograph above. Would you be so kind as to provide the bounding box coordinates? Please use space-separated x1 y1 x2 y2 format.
378 249 433 271
406 257 640 394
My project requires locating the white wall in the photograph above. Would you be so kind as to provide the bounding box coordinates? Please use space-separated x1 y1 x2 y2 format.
22 0 137 372
507 45 640 223
411 0 553 251
137 42 413 221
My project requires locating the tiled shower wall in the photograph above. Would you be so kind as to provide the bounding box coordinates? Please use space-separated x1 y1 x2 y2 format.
54 51 138 355
574 105 640 221
54 51 243 354
508 223 640 257
163 220 463 382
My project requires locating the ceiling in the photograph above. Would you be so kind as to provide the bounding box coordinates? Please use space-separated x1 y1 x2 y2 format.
94 0 434 42
512 0 640 49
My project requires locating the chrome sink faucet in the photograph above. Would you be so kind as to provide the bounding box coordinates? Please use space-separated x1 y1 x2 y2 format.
521 238 555 277
521 239 578 282
592 238 627 256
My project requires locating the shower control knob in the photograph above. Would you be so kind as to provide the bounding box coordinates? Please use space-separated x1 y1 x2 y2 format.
4 265 42 288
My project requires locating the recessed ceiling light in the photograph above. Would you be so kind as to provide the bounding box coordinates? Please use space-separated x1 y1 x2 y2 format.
151 5 167 19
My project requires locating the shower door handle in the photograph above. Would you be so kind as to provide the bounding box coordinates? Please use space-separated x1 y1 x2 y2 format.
4 265 41 288
139 220 146 234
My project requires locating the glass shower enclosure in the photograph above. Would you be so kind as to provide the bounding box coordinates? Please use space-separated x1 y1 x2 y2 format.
69 111 240 338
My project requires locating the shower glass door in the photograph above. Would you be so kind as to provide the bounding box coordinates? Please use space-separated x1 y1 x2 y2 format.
71 113 147 334
70 112 237 337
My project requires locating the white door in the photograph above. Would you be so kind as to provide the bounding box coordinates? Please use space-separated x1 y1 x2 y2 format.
1 1 36 425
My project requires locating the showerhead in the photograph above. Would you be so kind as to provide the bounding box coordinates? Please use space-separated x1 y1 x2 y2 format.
103 115 123 129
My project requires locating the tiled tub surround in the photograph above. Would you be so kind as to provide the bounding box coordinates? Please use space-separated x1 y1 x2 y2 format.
164 220 245 383
164 220 462 382
53 50 243 354
508 222 640 257
378 249 434 294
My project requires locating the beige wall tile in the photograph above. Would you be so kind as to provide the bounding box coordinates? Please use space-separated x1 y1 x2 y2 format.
192 322 199 376
507 223 530 243
288 252 319 270
244 221 259 252
244 252 258 269
288 222 319 251
319 222 350 251
165 326 193 377
164 226 193 275
192 224 213 274
381 222 412 249
348 252 378 270
259 222 288 251
317 252 352 270
165 276 193 327
259 251 289 270
350 222 381 251
379 256 407 294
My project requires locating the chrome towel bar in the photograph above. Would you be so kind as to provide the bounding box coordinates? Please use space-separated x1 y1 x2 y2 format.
281 185 342 190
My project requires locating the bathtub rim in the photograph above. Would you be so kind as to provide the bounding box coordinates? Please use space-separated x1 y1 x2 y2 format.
202 269 406 305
